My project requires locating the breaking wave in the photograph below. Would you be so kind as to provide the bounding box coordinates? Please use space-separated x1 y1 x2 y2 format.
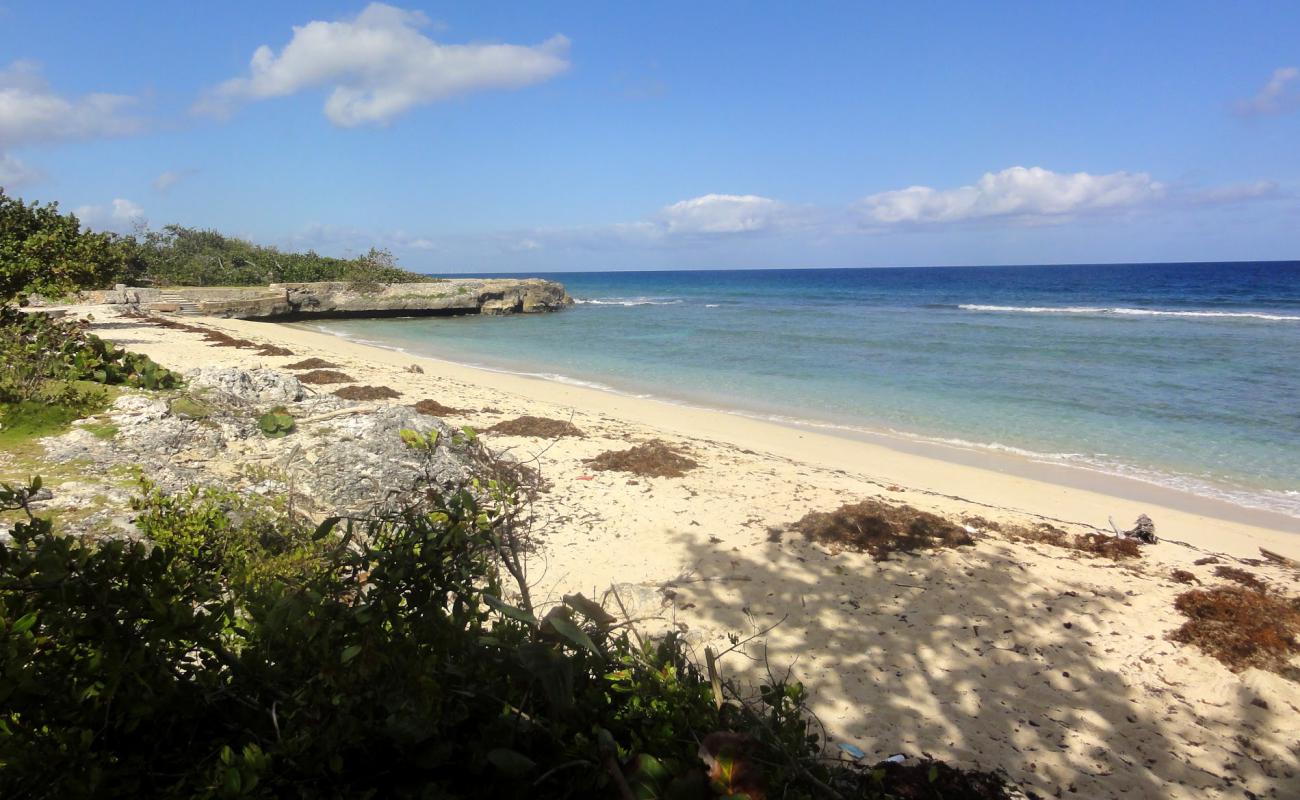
956 304 1300 322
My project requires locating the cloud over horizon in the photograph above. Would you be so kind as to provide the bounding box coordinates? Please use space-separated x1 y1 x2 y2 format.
195 3 571 127
856 166 1166 226
1236 66 1300 117
658 193 788 234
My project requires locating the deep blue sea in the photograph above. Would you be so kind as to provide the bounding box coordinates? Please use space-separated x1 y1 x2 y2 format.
309 262 1300 519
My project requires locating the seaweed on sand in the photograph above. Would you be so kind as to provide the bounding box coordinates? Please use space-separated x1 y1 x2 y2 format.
1213 565 1267 592
413 399 465 417
297 369 356 385
1171 585 1300 674
333 385 401 401
791 499 974 560
486 415 584 438
1002 523 1142 561
584 439 697 478
284 357 340 370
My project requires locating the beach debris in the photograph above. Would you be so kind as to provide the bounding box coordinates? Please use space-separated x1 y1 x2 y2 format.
585 439 698 478
412 399 464 417
1171 569 1198 584
1123 513 1158 544
1213 565 1267 592
406 364 424 373
333 385 401 401
1171 585 1300 674
837 742 867 760
284 357 340 370
1001 522 1142 561
486 415 584 438
1194 556 1221 566
866 756 1022 799
297 369 356 384
791 499 973 560
1260 548 1300 570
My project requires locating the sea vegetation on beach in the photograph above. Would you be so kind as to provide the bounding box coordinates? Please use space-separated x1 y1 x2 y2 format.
333 384 401 400
413 398 465 417
284 357 340 370
585 439 699 478
1000 521 1142 560
133 313 293 357
1171 585 1300 674
486 415 584 438
296 369 356 384
1213 565 1267 592
793 499 974 560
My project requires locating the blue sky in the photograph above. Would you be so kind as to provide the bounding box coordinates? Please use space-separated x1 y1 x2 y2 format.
2 1 1297 271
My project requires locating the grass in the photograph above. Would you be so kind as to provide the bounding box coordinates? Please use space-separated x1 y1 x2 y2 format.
792 499 974 560
1171 585 1300 674
0 381 118 450
585 440 698 478
486 415 583 438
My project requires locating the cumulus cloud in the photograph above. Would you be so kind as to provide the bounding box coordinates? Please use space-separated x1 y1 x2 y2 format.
857 166 1165 226
0 152 40 188
658 193 788 234
0 59 141 148
152 169 196 194
74 198 146 232
1236 66 1300 117
196 3 570 126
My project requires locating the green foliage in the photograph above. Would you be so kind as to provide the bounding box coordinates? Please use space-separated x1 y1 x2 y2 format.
398 427 439 450
0 189 145 300
137 226 429 287
0 472 870 799
256 406 295 438
0 307 180 406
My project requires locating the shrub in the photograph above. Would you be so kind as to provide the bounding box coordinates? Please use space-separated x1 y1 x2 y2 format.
256 406 295 438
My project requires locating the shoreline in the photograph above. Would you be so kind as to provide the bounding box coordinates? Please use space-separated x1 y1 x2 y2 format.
294 319 1300 536
63 305 1300 799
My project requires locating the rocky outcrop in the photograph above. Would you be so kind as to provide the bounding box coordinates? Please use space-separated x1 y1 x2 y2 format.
87 279 573 320
28 367 487 539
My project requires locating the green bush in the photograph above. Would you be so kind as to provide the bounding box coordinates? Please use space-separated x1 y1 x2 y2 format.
0 189 144 301
256 406 295 438
0 470 879 800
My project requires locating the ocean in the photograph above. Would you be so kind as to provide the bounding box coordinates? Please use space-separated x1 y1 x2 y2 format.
307 262 1300 521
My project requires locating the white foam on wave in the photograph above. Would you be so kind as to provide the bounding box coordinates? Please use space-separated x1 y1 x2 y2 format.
573 297 683 307
958 304 1300 322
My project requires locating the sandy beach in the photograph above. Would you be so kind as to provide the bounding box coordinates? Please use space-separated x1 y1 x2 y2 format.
81 306 1300 799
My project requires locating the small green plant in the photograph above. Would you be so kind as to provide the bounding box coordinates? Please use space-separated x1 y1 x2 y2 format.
256 406 295 438
398 427 439 451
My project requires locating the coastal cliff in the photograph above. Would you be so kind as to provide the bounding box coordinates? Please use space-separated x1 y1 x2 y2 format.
87 278 573 320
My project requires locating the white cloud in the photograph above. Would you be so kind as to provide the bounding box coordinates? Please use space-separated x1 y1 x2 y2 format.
659 193 787 234
857 166 1165 226
196 3 570 126
1236 66 1300 117
0 152 39 188
74 197 145 232
0 60 141 148
1185 180 1282 205
152 169 195 193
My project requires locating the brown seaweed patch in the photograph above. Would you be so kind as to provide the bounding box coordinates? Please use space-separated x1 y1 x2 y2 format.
297 369 356 385
413 399 465 417
1214 565 1267 592
791 499 974 560
333 385 401 401
585 439 697 478
255 344 294 357
1171 569 1198 585
1002 523 1142 561
487 415 584 438
285 357 339 370
1171 586 1300 674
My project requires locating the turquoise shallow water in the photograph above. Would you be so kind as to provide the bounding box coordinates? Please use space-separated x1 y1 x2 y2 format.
307 262 1300 520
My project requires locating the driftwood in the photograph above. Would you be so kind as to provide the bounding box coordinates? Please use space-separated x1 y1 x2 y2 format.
1123 514 1158 544
1260 548 1300 570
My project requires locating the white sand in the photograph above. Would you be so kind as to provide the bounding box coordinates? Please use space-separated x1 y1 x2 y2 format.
85 307 1300 799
